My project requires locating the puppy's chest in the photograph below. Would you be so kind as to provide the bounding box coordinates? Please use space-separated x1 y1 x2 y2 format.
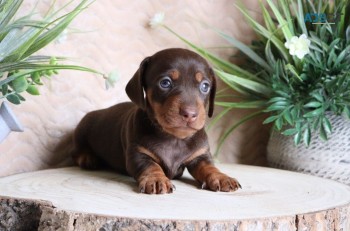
148 139 197 178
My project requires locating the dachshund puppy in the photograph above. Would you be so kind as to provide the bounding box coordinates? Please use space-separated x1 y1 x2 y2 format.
72 48 241 194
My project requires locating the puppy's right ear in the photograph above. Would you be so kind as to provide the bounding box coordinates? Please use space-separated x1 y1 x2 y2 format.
126 57 150 110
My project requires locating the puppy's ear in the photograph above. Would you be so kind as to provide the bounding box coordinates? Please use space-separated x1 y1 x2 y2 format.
126 57 150 109
208 68 216 118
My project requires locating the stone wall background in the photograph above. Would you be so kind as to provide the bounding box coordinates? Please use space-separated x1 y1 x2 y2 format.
0 0 270 177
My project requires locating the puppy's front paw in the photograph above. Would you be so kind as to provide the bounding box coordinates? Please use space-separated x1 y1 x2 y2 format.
139 176 175 194
202 172 241 192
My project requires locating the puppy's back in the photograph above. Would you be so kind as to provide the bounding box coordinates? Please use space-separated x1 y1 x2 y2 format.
73 102 137 173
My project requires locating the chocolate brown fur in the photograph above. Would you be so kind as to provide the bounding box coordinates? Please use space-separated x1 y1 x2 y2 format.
72 48 241 194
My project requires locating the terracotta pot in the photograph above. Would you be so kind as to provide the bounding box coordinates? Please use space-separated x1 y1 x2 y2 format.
0 101 23 143
267 114 350 186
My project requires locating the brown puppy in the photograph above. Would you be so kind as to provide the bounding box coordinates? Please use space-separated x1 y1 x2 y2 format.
72 48 241 194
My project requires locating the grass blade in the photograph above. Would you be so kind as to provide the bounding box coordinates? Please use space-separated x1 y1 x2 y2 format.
214 29 272 73
215 69 271 97
214 110 264 157
267 0 293 39
235 3 291 62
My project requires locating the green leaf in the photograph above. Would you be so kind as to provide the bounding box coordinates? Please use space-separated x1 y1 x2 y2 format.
303 126 311 146
275 116 283 130
22 0 92 58
344 106 350 119
310 91 324 102
283 108 293 125
266 0 293 40
322 117 332 133
303 107 324 118
304 101 322 108
207 107 232 131
279 0 295 35
215 100 266 109
265 40 276 67
215 111 264 157
30 72 42 85
214 29 272 73
26 84 40 95
319 123 328 141
268 97 288 103
282 128 298 136
266 104 286 111
234 3 291 62
290 107 298 120
11 75 28 93
334 46 349 67
291 0 308 35
294 131 302 145
285 64 302 81
1 83 8 95
263 115 279 124
260 0 278 35
215 69 271 97
6 94 21 104
0 0 23 31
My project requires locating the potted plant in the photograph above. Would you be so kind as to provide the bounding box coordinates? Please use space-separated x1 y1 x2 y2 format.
151 0 350 184
0 0 114 143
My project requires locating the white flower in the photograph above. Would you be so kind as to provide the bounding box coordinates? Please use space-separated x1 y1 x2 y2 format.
149 12 165 28
284 34 311 59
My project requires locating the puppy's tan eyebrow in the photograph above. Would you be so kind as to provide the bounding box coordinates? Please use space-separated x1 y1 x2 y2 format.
169 70 180 80
195 72 204 83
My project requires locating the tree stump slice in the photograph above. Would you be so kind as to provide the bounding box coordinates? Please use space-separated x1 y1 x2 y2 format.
0 164 349 231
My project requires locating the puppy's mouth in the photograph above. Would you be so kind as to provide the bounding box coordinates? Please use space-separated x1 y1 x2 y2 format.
172 125 198 131
155 116 205 139
172 121 201 130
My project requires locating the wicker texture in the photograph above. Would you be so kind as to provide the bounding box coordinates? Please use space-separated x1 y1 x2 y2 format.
267 114 350 185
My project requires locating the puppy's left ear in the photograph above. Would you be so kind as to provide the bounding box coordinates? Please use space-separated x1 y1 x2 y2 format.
208 68 216 118
126 57 150 110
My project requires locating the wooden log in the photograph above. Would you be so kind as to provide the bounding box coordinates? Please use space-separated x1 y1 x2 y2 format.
0 164 349 231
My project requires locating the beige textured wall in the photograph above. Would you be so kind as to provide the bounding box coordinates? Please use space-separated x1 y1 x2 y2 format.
0 0 269 177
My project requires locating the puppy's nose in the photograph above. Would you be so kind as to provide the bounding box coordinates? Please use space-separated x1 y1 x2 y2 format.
180 107 198 123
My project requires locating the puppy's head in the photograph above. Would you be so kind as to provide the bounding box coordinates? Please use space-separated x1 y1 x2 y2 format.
126 48 216 139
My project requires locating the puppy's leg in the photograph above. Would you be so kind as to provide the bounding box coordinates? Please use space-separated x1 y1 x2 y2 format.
127 151 174 194
72 149 103 170
72 115 104 170
187 156 241 192
137 163 175 194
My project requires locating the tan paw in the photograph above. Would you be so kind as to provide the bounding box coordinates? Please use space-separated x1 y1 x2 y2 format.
202 172 241 192
138 176 175 194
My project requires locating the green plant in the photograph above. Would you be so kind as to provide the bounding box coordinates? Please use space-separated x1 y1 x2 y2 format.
0 0 113 105
151 0 350 152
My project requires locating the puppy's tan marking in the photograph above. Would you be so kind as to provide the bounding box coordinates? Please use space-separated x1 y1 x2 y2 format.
184 147 208 165
195 96 206 126
195 72 203 83
169 70 180 80
137 164 174 194
189 161 241 192
137 146 161 164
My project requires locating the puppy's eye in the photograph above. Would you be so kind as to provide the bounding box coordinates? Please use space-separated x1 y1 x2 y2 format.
200 80 210 94
159 77 172 89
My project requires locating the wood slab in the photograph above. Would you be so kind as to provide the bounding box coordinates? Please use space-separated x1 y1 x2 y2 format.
1 164 350 230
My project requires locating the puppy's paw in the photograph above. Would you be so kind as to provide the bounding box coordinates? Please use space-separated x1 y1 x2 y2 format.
202 172 241 192
138 176 175 194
